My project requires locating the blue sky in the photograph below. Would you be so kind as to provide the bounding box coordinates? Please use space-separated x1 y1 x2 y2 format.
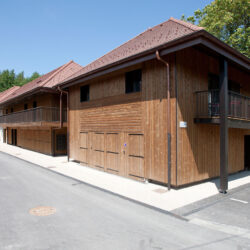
0 0 213 76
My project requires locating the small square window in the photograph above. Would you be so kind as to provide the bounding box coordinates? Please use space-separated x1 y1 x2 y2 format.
125 69 142 93
24 104 28 110
10 108 13 113
80 85 89 102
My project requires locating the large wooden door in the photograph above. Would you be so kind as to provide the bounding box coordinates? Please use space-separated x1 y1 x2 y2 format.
79 132 88 164
79 131 145 180
91 132 105 170
106 132 123 174
125 133 145 179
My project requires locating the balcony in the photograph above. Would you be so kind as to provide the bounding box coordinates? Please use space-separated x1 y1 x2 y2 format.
195 90 250 129
0 107 67 127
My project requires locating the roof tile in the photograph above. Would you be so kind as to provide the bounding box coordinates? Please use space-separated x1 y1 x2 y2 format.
0 61 82 105
65 18 203 81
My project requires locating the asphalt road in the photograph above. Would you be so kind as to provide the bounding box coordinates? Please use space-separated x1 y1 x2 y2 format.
0 152 250 250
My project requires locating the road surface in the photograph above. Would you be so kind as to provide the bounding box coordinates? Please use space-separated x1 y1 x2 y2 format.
0 152 249 250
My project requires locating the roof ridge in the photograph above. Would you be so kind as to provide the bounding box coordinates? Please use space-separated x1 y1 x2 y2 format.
169 17 203 31
41 60 74 87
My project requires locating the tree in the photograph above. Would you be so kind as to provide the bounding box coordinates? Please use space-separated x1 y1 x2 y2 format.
15 71 25 86
0 70 16 92
181 0 250 57
0 70 41 92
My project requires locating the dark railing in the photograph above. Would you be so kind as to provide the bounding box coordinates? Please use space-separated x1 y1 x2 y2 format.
196 90 250 120
0 107 67 124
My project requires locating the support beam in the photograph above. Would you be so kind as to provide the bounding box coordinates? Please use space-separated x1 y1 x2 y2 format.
219 59 228 193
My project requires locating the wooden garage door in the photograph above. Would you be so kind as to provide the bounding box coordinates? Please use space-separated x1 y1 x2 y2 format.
91 132 105 170
126 133 144 179
106 133 123 174
79 132 88 164
79 131 144 180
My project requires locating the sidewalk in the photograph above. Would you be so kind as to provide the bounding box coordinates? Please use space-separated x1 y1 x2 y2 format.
0 142 249 212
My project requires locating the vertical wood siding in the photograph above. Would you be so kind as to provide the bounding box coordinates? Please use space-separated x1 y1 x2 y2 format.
176 47 250 186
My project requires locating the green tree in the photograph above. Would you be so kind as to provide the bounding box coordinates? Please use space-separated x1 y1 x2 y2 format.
0 70 41 92
0 70 16 92
15 71 25 86
181 0 250 57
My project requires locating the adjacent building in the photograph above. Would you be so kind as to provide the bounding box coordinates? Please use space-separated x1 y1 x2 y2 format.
0 60 82 155
0 86 21 143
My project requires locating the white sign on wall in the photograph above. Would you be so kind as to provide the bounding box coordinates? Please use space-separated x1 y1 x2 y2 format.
179 121 187 128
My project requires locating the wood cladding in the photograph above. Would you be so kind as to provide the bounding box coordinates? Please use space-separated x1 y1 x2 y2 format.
79 94 142 132
142 58 176 183
176 47 250 186
17 128 52 155
6 127 67 155
68 48 249 187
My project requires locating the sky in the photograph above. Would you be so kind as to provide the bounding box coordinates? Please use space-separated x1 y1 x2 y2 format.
0 0 213 77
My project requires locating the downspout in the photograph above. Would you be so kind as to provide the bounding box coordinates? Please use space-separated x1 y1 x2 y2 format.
156 50 171 190
58 86 69 161
60 91 63 128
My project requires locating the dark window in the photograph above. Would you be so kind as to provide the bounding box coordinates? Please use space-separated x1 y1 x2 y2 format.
80 85 89 102
10 108 13 113
24 104 28 110
125 69 141 93
5 109 8 114
56 134 67 151
33 101 37 108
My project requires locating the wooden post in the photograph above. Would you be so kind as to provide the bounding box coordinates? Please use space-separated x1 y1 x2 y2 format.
219 59 228 193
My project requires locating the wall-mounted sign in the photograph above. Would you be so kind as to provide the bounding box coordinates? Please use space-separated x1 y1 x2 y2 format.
179 121 187 128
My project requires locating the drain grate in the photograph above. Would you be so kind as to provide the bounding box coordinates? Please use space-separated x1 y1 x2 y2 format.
29 206 56 216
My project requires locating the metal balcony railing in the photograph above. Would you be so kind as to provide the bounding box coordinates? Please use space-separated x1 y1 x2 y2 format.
195 90 250 120
0 107 67 124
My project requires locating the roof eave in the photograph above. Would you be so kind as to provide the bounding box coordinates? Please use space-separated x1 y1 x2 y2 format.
0 87 58 108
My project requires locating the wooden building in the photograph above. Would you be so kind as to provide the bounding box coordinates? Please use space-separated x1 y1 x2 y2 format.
0 86 20 143
59 18 250 190
0 61 82 155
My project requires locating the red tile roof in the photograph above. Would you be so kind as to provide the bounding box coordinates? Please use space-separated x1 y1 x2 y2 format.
0 86 20 102
65 17 203 81
0 60 82 105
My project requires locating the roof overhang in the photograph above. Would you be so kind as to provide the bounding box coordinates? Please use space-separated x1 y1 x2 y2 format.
0 87 58 108
60 30 249 89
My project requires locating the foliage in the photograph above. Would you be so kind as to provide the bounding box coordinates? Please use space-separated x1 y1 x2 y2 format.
181 0 250 57
0 70 41 92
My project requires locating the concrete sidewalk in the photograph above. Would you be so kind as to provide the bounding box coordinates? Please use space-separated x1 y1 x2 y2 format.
0 142 249 212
